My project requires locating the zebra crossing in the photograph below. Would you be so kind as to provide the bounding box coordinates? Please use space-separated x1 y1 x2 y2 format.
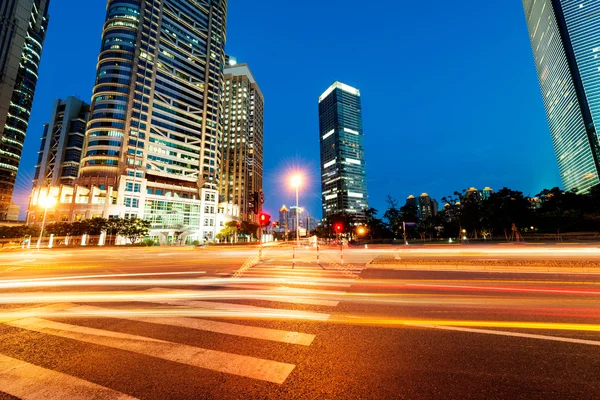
0 263 361 399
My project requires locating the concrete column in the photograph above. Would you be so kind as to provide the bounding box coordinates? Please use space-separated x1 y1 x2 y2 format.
48 234 54 248
81 234 87 246
99 231 106 246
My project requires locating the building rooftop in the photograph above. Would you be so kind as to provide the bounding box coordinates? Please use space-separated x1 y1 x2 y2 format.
318 81 360 103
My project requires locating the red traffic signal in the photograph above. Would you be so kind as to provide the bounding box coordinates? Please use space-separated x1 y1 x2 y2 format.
334 223 344 233
259 213 271 227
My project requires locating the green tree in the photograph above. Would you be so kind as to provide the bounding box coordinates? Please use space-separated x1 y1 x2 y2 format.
118 218 151 244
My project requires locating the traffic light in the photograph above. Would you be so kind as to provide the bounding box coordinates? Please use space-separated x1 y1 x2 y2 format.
259 213 271 227
334 223 344 233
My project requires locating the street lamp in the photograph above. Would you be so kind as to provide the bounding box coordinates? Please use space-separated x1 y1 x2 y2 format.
291 174 302 245
36 195 56 250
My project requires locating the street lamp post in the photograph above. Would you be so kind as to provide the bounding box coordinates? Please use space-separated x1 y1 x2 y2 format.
291 175 302 246
36 196 56 250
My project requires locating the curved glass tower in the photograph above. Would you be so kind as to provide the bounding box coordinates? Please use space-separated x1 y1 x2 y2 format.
81 0 227 191
79 0 140 180
523 0 600 193
0 0 49 219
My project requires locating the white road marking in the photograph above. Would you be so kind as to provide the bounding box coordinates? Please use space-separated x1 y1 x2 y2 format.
145 288 331 321
407 324 600 346
0 354 138 400
6 318 296 384
67 305 315 346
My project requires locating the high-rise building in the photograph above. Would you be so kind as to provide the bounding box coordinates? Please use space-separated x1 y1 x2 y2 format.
0 0 50 219
419 193 438 220
29 0 227 244
219 63 264 221
279 204 289 231
318 81 367 220
523 0 600 193
33 97 90 189
481 187 494 201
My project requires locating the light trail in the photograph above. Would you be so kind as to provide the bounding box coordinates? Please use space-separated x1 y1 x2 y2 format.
0 271 206 284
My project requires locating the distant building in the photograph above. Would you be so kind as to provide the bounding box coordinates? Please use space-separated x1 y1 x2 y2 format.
406 194 438 220
0 0 50 220
465 188 481 202
219 63 264 222
319 81 368 221
523 0 600 193
481 187 494 200
419 193 438 219
33 97 90 188
279 205 289 231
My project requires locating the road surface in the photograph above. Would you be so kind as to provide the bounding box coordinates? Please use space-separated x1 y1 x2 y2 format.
0 246 599 399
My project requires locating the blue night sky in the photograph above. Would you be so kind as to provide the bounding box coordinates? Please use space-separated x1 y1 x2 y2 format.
13 0 561 219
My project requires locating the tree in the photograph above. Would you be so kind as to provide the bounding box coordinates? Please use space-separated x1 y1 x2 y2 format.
364 207 392 239
84 217 108 236
483 188 532 237
383 195 403 238
118 218 151 244
45 222 73 237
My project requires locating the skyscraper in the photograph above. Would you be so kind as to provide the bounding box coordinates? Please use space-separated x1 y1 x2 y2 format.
219 63 264 221
523 0 600 193
318 81 368 220
33 97 90 189
29 0 227 244
0 0 50 219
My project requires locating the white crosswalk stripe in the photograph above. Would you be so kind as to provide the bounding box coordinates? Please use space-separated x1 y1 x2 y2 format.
6 317 296 384
0 353 138 400
0 262 357 391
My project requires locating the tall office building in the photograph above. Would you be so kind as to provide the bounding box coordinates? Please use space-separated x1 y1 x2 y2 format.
318 81 368 220
0 0 50 219
523 0 600 193
33 97 90 188
219 63 264 221
29 0 227 244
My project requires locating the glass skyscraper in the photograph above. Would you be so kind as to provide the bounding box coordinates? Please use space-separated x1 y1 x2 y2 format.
523 0 600 193
29 0 227 244
318 81 368 220
0 0 49 219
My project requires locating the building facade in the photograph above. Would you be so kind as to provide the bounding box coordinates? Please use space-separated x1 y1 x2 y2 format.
279 204 289 231
0 0 50 219
219 63 264 221
419 193 438 220
33 97 90 188
523 0 600 193
318 81 368 221
29 0 228 244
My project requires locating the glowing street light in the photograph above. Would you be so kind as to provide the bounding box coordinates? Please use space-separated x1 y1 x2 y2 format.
291 174 302 245
36 195 56 250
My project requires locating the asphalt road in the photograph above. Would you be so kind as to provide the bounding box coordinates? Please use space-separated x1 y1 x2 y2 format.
0 246 599 399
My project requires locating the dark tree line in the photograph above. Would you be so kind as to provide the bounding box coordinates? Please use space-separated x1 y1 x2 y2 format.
349 186 600 241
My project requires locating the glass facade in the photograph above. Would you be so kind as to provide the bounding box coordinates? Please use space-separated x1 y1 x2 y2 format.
0 0 49 219
81 0 227 190
318 81 368 220
523 0 600 193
